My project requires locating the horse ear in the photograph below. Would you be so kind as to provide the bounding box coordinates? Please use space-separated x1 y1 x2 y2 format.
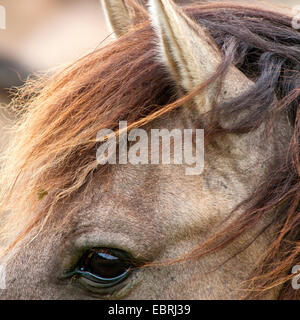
149 0 253 112
102 0 148 37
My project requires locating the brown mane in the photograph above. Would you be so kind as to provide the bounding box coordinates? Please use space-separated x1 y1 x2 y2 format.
0 2 299 299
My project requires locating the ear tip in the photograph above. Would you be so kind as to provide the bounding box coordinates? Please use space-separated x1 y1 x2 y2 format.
148 0 179 19
102 0 149 38
148 0 175 5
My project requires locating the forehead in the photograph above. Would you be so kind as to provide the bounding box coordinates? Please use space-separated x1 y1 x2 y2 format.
60 115 203 252
60 121 267 262
62 164 208 263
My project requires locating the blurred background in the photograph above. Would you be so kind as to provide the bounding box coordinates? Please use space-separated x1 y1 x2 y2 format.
0 0 299 104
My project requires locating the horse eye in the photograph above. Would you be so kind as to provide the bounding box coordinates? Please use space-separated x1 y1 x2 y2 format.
73 248 132 288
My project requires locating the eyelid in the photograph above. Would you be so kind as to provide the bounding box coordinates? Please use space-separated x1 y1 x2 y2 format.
85 247 137 265
60 235 152 275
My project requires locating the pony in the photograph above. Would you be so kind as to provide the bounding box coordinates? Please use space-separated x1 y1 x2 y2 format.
0 0 299 299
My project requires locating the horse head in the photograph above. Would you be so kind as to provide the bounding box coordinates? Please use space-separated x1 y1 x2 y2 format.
0 0 298 299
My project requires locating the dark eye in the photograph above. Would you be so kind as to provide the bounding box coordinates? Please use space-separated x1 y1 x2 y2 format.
73 248 132 288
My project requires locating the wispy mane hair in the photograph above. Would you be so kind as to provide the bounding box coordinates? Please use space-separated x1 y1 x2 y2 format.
0 2 299 299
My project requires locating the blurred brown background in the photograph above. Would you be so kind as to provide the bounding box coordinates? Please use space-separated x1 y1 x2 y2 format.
0 0 299 103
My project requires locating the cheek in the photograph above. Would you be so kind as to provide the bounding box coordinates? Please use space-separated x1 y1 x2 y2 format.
3 232 62 289
127 256 220 299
